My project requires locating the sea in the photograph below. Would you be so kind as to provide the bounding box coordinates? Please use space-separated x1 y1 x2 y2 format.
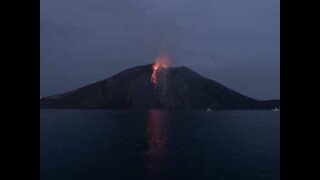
40 110 280 180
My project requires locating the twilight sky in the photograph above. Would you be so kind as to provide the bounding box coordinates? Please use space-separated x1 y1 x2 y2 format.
40 0 279 100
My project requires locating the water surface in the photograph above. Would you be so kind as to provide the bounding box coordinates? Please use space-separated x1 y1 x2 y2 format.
40 110 280 180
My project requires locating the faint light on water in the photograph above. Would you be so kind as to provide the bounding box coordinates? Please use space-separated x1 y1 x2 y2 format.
145 110 168 179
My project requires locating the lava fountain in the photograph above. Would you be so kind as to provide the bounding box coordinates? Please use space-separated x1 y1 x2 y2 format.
151 54 169 86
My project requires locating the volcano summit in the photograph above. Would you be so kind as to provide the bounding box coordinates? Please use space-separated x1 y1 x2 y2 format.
40 64 279 110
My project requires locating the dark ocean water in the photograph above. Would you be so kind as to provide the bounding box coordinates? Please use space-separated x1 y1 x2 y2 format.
40 110 280 180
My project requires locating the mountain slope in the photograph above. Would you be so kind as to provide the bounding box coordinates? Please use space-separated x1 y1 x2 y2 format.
40 64 280 109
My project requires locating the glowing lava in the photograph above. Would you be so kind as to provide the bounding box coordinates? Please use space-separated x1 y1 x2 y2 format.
151 55 169 85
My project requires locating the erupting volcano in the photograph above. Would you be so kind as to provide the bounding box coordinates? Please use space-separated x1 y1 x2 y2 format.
151 55 169 85
40 64 280 110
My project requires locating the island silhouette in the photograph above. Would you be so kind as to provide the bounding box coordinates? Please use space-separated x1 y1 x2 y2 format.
40 64 279 110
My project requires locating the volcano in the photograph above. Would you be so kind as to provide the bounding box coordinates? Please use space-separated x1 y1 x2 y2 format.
40 64 279 110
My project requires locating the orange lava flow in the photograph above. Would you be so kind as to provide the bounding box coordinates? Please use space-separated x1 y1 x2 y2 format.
151 55 169 85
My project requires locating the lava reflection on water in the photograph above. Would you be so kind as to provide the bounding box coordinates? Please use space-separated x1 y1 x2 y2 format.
145 110 168 179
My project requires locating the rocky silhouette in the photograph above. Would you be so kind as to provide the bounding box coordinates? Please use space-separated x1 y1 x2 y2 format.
40 64 280 109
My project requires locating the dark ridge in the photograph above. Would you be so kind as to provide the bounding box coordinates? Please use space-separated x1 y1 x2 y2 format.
40 64 280 110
